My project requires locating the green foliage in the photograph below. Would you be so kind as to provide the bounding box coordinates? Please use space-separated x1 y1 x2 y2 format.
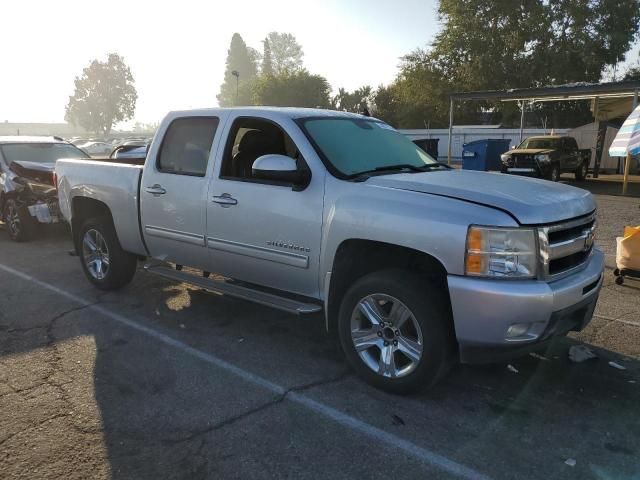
331 86 373 112
266 32 304 75
65 53 137 135
382 0 640 128
262 39 274 76
252 70 331 108
217 33 258 107
624 65 640 81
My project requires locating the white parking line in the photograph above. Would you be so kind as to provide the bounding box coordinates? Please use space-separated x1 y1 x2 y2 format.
594 314 640 327
0 262 492 480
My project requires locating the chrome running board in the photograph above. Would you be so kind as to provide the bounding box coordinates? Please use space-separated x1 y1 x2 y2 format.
144 263 322 315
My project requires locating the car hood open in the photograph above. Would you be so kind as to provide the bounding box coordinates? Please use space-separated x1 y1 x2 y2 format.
366 169 595 225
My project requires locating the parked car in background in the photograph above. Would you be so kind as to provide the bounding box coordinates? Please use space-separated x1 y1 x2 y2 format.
56 108 603 393
76 141 112 157
0 136 86 241
109 143 148 163
500 135 591 181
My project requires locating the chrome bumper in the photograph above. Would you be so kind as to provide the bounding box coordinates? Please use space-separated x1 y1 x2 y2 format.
447 248 604 363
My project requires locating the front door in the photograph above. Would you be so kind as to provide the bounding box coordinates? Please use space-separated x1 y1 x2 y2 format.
206 115 324 298
140 115 221 268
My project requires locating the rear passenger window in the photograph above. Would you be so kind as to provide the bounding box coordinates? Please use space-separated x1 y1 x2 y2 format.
157 117 219 176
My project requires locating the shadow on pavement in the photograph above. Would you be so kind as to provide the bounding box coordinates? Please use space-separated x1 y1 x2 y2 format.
1 223 639 479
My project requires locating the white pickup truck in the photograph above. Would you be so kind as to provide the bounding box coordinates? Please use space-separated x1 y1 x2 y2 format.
56 108 604 393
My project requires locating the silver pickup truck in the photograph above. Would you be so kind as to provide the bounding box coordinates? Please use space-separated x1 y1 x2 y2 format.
56 108 604 393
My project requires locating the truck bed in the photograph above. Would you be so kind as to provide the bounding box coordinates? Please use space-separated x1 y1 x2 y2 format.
78 156 146 166
55 158 146 255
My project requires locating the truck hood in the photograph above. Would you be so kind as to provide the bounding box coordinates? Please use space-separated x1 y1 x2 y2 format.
366 169 595 225
506 148 554 155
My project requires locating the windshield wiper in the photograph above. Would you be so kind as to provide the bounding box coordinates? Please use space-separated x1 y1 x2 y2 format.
349 162 450 181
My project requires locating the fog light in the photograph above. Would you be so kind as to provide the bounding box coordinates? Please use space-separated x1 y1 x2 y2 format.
506 323 530 338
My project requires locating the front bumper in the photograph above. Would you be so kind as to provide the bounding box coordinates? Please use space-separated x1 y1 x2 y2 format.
501 164 551 178
448 248 604 364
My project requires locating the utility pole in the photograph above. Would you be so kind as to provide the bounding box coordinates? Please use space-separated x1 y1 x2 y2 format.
231 70 240 106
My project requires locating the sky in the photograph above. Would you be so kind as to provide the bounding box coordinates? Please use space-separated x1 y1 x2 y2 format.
0 0 441 125
1 0 638 126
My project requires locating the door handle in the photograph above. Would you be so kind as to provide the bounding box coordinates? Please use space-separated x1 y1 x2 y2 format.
145 184 167 196
212 193 238 207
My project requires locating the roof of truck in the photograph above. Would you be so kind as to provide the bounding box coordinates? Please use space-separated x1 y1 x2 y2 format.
525 135 567 140
0 136 67 144
167 107 370 120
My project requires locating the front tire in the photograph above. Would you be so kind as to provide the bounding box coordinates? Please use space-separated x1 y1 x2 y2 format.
547 163 560 182
575 161 588 181
3 199 37 242
338 270 453 394
78 217 137 290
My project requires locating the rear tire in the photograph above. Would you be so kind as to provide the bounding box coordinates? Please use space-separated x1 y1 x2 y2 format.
575 161 588 181
78 217 137 290
3 199 37 242
338 270 453 394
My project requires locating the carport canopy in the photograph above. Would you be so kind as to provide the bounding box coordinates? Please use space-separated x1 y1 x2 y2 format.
447 80 640 184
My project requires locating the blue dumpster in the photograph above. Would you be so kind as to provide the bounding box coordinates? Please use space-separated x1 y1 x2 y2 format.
462 139 511 171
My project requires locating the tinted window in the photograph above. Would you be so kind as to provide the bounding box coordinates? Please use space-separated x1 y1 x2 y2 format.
0 143 86 164
157 117 218 176
519 138 560 149
302 118 436 177
564 137 578 150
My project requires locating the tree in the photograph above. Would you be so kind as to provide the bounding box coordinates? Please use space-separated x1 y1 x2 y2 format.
217 33 258 107
266 32 304 75
262 38 274 76
331 86 373 113
65 53 137 135
252 70 331 108
624 57 640 81
388 0 640 128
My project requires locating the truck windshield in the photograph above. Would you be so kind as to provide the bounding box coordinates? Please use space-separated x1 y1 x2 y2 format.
300 118 438 177
0 143 87 164
518 138 560 150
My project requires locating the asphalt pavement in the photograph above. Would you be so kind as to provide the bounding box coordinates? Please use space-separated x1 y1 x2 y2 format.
0 194 639 480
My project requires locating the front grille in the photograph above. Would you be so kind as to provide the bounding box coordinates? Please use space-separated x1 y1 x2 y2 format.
513 155 537 169
538 213 596 280
46 199 60 217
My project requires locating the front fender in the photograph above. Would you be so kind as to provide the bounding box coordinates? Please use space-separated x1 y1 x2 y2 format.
319 181 518 295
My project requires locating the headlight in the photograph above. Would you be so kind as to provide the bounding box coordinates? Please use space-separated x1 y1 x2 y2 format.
465 226 538 278
500 154 512 164
534 154 550 163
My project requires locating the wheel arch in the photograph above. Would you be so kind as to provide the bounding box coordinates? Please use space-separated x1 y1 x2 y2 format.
325 239 454 337
70 196 116 253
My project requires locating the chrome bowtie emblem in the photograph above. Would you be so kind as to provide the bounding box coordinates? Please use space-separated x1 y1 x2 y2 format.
583 229 594 251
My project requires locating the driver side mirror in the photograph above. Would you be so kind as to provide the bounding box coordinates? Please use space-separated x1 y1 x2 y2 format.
252 154 311 190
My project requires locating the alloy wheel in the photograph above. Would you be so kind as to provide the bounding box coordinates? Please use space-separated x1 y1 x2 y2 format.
350 294 424 378
6 204 21 237
82 229 110 280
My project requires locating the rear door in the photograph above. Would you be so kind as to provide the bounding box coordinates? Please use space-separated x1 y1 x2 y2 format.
140 114 224 268
562 137 579 169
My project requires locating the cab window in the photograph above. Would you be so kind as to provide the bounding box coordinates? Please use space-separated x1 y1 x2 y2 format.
157 117 219 176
